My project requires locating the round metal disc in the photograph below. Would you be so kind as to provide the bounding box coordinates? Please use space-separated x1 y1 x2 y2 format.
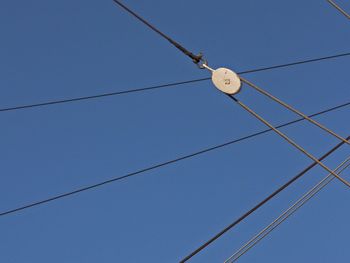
211 68 241 95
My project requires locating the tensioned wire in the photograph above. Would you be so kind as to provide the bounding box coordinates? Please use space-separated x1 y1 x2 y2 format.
241 77 350 146
327 0 350 19
0 104 349 218
112 0 203 64
179 136 349 263
228 95 350 188
108 1 350 261
111 0 350 152
225 156 350 262
2 52 349 113
4 2 350 260
2 1 347 261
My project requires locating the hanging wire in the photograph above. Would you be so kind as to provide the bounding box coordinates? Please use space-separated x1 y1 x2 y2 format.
0 78 208 113
227 95 350 188
179 135 349 263
225 156 350 262
1 107 349 218
236 52 350 75
1 52 350 113
112 0 203 65
241 77 350 146
107 1 350 261
2 1 348 261
327 0 350 19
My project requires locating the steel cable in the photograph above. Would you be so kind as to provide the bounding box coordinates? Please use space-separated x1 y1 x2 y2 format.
241 77 350 146
228 95 350 188
112 0 203 64
179 136 349 262
327 0 350 19
0 106 349 218
225 157 350 262
1 52 349 113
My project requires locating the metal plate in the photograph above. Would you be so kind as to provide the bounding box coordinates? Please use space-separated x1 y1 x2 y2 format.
212 68 241 95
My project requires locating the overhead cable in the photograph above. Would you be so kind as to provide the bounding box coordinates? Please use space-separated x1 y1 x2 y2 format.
0 79 207 113
1 52 350 113
228 95 350 188
1 104 349 218
327 0 350 19
179 135 350 262
241 77 350 146
225 156 350 262
112 0 203 65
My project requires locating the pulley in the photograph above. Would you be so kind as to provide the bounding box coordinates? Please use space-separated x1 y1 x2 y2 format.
202 63 241 95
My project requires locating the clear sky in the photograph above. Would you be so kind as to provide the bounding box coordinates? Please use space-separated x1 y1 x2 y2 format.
0 0 349 262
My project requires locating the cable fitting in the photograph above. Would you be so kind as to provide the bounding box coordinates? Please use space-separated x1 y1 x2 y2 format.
192 53 207 68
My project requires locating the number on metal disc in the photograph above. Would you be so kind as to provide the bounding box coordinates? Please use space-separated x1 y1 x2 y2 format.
211 68 241 95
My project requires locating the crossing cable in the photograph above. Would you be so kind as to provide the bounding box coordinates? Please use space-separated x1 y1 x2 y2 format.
327 0 350 19
226 158 350 262
228 95 350 187
225 156 350 262
1 52 349 113
241 77 350 146
1 104 349 218
112 0 203 65
179 136 350 263
111 1 347 259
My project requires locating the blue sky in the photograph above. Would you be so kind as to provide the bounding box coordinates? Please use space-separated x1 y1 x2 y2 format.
0 0 349 262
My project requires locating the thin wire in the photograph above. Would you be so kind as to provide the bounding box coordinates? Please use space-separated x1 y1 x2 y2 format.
112 0 202 64
1 105 349 218
227 159 350 262
83 1 347 259
179 135 349 263
226 157 350 262
0 78 208 113
228 95 350 188
327 0 350 19
237 52 350 75
1 52 350 113
241 77 350 146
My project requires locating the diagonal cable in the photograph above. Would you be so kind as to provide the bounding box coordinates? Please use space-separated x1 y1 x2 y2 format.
225 156 350 262
179 135 349 263
0 78 207 113
228 95 350 188
1 104 349 218
1 52 349 113
327 0 350 19
112 0 203 64
241 77 350 146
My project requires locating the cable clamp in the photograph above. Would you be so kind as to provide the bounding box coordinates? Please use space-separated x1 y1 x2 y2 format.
192 53 208 69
